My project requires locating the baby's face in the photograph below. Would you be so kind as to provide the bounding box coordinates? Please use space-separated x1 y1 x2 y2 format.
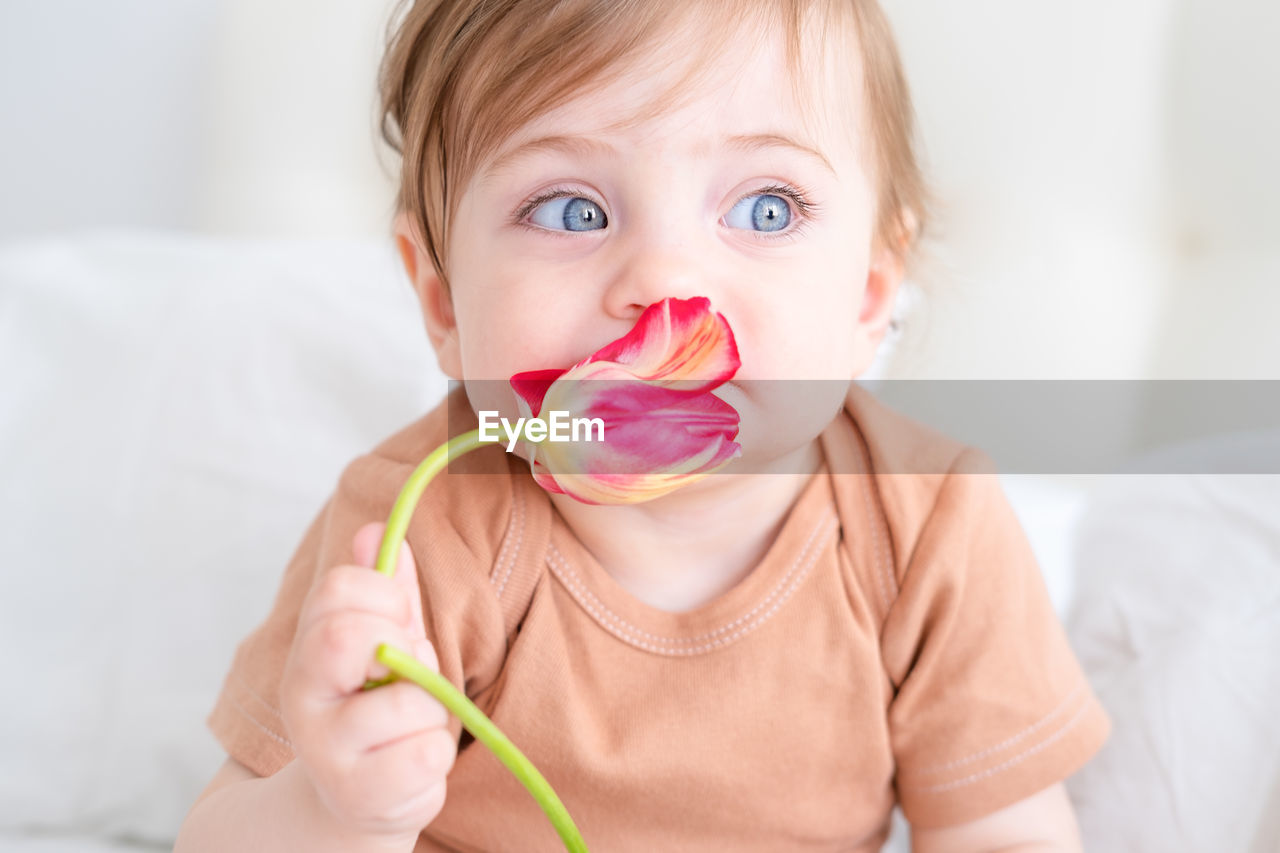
406 15 904 467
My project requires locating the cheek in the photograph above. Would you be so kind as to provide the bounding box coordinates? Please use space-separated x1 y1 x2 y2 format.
735 281 865 380
447 199 560 377
451 275 594 381
456 304 543 380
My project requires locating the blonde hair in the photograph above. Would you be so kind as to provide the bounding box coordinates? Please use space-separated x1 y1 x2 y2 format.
378 0 930 293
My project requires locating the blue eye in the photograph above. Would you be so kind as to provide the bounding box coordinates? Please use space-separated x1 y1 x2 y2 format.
514 182 818 241
525 194 607 232
725 192 792 233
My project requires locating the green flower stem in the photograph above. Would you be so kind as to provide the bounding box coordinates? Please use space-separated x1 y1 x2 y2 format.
375 643 588 853
372 428 488 579
360 427 589 853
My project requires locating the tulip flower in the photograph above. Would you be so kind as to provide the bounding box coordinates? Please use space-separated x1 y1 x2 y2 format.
508 296 742 505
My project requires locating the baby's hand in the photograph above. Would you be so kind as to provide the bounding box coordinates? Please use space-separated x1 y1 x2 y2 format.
280 522 455 846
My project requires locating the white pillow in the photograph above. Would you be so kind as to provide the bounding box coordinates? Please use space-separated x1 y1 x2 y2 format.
1064 435 1280 852
0 230 447 845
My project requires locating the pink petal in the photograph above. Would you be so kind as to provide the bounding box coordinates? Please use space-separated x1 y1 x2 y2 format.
529 458 566 495
510 368 566 417
584 297 740 388
538 389 739 479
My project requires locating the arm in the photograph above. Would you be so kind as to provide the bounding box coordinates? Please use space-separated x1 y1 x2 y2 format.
174 757 415 853
880 451 1109 844
910 783 1083 853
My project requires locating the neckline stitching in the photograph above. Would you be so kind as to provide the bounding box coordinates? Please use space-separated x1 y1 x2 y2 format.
490 476 526 600
546 512 838 655
852 434 897 614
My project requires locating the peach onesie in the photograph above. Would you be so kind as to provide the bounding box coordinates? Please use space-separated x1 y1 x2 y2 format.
208 383 1109 851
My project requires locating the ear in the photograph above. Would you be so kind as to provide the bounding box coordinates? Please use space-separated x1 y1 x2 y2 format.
394 211 463 380
850 212 915 377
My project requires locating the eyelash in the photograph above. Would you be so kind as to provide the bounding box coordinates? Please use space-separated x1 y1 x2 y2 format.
512 181 822 243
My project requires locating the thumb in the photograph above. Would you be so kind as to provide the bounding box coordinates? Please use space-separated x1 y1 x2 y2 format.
352 522 427 638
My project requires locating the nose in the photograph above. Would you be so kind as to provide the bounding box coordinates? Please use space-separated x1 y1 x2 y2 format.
601 238 720 323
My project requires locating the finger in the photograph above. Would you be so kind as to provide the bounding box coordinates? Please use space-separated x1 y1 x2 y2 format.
346 727 455 804
334 742 451 830
313 730 451 832
333 678 451 755
299 564 414 631
354 522 427 641
351 521 388 569
292 610 417 701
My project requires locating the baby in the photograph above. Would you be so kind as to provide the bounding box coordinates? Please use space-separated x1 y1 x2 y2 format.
176 1 1109 851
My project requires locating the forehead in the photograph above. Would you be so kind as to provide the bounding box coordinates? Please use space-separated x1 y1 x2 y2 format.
479 3 866 179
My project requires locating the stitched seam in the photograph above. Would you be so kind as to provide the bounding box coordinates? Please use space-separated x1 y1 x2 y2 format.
489 478 516 596
546 516 828 646
858 462 894 616
233 671 283 721
549 532 828 655
907 695 1092 793
910 683 1086 776
229 694 293 749
547 516 837 655
857 431 896 612
491 481 526 600
548 513 835 646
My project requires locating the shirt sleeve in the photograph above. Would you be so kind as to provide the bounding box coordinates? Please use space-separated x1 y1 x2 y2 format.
880 447 1110 828
205 446 519 778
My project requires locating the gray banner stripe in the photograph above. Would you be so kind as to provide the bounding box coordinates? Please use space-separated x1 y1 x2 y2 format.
445 379 1280 474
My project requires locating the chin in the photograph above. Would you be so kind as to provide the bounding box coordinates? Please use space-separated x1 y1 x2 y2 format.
460 379 522 430
726 380 845 467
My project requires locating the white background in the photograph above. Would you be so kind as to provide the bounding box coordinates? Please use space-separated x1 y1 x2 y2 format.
3 0 1279 381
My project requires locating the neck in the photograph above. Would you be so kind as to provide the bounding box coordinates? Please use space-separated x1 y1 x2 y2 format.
546 438 824 612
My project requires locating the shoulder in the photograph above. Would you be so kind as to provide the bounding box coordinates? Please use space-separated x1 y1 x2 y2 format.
834 383 1006 590
330 386 535 585
844 380 998 479
328 387 554 691
836 389 1109 829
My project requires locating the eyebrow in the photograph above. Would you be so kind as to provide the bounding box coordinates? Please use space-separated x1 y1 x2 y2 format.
480 132 837 180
